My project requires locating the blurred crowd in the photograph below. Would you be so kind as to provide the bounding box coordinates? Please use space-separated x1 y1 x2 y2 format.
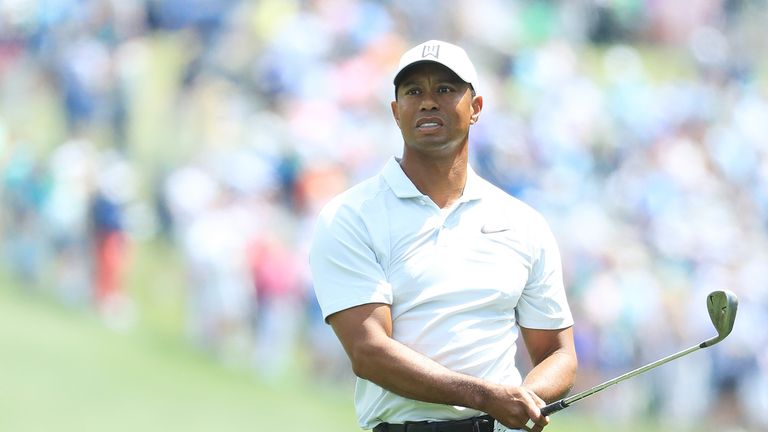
1 0 767 430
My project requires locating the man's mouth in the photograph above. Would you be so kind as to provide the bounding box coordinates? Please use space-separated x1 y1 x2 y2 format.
416 118 443 130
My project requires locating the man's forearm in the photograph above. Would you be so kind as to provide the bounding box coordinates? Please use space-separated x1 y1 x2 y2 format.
522 350 577 403
330 304 550 429
350 334 550 429
349 334 492 411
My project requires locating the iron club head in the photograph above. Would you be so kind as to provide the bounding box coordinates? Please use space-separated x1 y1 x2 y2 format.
540 288 740 418
701 289 738 348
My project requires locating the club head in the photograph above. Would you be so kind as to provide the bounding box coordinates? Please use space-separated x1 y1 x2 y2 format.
701 290 738 348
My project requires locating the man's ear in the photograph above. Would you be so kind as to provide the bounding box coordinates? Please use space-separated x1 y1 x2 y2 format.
391 100 401 127
469 95 483 125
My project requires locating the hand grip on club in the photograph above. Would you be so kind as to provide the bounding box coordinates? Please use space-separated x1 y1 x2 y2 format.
540 399 569 416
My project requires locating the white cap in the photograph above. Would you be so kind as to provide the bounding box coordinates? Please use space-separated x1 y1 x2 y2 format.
393 40 478 90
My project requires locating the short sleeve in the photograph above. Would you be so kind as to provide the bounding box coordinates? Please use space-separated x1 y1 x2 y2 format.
310 200 393 322
515 213 573 329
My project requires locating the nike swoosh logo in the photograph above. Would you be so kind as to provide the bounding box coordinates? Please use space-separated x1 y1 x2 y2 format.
481 225 511 234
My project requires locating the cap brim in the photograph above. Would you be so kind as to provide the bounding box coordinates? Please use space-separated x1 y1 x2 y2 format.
393 60 471 88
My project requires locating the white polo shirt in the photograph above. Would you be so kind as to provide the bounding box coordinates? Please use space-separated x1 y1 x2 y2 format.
310 157 573 430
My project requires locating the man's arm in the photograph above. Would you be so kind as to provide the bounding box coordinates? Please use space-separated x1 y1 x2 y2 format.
520 326 578 403
328 302 549 430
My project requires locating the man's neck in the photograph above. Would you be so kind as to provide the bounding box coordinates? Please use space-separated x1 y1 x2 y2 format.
398 147 468 209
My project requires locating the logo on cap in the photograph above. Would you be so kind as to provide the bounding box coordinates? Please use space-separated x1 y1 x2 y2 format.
421 44 440 59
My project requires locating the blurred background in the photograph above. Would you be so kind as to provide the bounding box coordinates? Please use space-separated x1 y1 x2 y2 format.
0 0 766 431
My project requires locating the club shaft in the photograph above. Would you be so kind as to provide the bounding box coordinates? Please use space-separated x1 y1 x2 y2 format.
542 342 703 416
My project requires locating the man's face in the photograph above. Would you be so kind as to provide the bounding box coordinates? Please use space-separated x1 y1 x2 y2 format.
391 62 482 157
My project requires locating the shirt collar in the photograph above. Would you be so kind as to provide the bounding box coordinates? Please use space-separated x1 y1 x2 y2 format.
462 164 484 202
382 157 423 198
382 156 484 202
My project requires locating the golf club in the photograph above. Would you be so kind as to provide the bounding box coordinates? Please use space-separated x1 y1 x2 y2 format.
540 289 738 417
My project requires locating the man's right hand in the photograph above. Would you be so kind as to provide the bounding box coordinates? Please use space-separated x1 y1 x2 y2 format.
482 384 549 431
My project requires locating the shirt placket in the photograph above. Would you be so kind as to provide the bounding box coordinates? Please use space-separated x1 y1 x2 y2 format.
436 202 465 247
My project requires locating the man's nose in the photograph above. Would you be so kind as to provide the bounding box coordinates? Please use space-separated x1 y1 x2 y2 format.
419 93 439 111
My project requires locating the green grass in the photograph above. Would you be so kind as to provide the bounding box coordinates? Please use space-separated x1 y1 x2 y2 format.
0 240 358 432
0 240 668 432
0 285 359 432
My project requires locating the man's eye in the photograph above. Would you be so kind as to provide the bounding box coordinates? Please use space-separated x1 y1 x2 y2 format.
437 86 453 93
406 88 421 95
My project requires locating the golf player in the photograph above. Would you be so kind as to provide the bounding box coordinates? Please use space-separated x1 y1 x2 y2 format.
310 40 577 432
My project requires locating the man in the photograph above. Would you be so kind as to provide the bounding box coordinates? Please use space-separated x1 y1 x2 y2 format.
310 40 577 432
